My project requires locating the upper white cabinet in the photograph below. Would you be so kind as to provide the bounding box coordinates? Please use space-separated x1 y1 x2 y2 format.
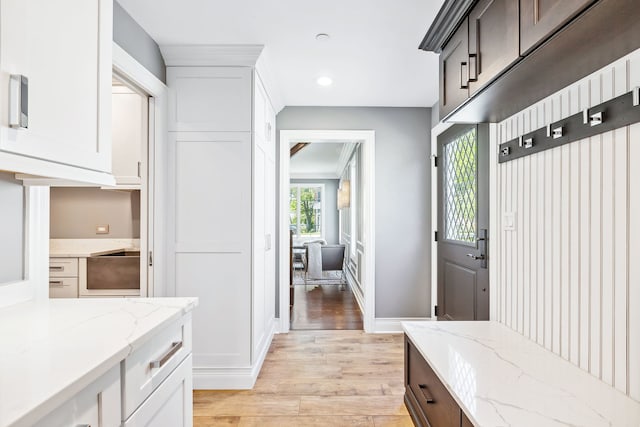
167 67 252 132
112 85 146 185
0 0 112 174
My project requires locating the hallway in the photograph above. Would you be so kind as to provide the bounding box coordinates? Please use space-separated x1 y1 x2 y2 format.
193 330 411 426
290 284 363 330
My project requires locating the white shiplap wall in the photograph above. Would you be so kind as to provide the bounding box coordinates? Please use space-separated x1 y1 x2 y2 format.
494 48 640 401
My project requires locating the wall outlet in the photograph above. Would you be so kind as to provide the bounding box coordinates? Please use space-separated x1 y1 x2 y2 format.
96 225 110 234
503 212 516 231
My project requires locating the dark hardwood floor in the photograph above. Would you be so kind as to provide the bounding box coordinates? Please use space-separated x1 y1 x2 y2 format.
290 284 363 330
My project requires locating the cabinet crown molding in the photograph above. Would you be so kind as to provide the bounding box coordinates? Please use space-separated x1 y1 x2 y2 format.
160 44 264 67
419 0 476 53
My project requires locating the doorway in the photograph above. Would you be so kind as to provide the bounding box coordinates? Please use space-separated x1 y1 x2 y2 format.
436 124 490 320
287 145 362 330
278 130 376 332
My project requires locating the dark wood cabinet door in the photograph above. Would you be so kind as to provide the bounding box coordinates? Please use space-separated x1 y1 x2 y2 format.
468 0 520 95
461 411 474 427
520 0 594 55
439 18 469 120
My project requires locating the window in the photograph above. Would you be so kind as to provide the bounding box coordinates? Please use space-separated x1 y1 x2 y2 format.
443 127 477 244
289 184 325 242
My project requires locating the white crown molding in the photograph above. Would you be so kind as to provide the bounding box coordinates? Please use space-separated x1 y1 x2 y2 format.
160 44 264 67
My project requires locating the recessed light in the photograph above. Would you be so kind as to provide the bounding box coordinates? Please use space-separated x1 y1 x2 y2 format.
317 76 333 87
315 33 330 42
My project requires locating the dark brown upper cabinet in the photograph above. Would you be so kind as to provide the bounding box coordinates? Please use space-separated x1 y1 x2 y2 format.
468 0 520 95
439 18 469 119
520 0 594 55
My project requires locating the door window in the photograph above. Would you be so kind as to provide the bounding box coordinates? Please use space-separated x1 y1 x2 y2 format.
443 128 477 245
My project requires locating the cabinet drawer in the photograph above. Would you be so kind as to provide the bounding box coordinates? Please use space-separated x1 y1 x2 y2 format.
49 258 78 277
122 314 192 419
124 354 193 427
49 277 79 298
406 337 460 427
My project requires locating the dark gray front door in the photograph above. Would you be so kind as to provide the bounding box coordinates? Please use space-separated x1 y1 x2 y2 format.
437 124 489 320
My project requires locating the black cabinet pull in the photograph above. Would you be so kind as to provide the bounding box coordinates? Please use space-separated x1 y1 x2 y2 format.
419 384 435 403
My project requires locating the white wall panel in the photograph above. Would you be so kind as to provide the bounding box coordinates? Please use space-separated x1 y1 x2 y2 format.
494 48 640 401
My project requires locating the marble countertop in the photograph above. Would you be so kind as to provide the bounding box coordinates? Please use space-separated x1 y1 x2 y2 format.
0 297 197 427
403 321 640 426
49 238 140 258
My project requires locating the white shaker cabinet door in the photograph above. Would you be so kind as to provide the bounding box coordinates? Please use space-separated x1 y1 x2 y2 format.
112 86 146 185
33 365 121 427
0 0 112 173
167 67 252 132
124 355 193 427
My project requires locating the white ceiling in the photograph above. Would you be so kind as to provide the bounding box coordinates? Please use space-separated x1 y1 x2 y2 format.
290 143 344 178
116 0 444 108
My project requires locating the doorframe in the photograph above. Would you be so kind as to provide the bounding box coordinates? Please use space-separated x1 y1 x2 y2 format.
430 121 498 320
278 130 376 332
112 42 168 297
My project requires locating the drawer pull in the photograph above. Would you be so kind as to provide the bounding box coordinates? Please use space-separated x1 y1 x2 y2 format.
418 384 435 403
49 280 64 287
49 266 64 271
76 425 91 427
150 341 183 369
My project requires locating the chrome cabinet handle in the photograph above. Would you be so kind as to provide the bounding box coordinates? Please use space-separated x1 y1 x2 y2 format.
460 62 469 89
150 341 183 369
49 266 64 271
467 253 485 260
49 280 64 287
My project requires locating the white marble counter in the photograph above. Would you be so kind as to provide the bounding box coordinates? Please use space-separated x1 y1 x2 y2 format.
0 297 197 427
403 321 640 426
49 238 140 257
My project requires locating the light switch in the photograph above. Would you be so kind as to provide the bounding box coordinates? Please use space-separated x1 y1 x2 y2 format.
96 225 110 234
503 212 516 231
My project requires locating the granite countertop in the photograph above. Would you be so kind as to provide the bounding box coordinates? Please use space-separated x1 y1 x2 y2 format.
403 321 640 426
0 297 198 427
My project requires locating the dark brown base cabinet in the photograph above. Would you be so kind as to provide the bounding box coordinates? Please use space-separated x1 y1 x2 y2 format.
405 336 474 427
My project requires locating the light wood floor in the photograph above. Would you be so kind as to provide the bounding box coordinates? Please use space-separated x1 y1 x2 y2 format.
193 330 412 426
290 284 363 330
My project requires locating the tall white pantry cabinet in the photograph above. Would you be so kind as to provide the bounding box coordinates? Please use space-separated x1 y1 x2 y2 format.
164 47 277 389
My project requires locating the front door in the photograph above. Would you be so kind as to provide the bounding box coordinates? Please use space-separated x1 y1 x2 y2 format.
437 124 489 320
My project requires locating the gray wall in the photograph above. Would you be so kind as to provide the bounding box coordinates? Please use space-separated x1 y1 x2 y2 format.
113 1 166 83
50 188 140 239
0 173 24 283
290 178 340 245
431 102 439 128
277 107 432 318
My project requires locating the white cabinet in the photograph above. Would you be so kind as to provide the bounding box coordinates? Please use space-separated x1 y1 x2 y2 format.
112 85 146 185
0 0 112 174
167 67 252 132
165 51 278 388
33 365 121 427
49 257 79 298
252 76 276 360
124 355 193 427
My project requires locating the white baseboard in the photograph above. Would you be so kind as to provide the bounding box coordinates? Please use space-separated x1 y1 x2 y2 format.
193 318 276 390
373 317 432 333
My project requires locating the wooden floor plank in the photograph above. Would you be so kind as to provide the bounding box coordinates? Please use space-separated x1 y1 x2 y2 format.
193 330 409 426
